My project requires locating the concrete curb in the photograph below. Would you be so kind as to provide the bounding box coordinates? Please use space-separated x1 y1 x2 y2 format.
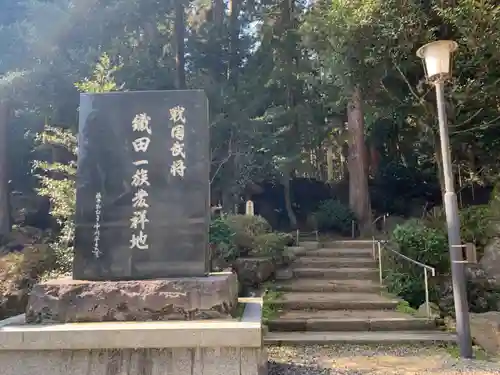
0 299 263 351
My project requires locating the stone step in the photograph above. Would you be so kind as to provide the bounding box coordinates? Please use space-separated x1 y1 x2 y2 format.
299 248 373 258
267 310 437 332
292 258 376 269
322 240 374 249
264 331 457 345
298 241 321 250
270 292 399 310
275 279 383 293
292 267 379 281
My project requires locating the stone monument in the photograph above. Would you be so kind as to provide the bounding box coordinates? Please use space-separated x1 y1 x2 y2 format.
26 90 238 323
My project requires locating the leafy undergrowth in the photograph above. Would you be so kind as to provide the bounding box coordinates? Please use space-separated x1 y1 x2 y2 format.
232 303 246 320
0 244 56 319
262 288 283 322
395 300 417 315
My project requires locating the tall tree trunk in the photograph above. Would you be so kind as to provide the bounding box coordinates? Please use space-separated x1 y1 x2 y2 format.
282 171 298 229
327 144 334 182
213 0 224 26
174 1 186 90
0 101 11 238
347 86 371 234
228 0 240 86
341 142 349 181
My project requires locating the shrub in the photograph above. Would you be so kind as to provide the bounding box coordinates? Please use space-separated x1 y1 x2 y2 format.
33 126 77 275
0 245 55 318
385 219 448 307
252 232 291 258
224 215 272 253
423 205 492 256
459 205 492 255
313 199 357 235
209 216 238 261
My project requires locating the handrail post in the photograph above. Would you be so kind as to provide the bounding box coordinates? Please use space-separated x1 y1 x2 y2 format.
372 237 376 259
296 229 300 246
351 220 355 239
378 241 383 286
424 268 430 319
315 230 319 242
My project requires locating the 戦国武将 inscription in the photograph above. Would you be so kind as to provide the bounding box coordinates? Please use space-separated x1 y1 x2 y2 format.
169 106 187 178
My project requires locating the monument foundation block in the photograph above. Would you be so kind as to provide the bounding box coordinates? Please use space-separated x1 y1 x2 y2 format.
26 273 238 324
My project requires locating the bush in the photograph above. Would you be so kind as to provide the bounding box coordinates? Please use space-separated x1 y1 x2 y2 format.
252 232 291 258
385 219 448 307
209 216 238 262
313 199 357 235
424 205 492 256
224 215 272 253
459 205 492 255
0 245 55 318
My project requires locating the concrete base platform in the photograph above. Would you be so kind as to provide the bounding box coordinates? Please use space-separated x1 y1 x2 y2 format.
0 298 266 375
26 272 238 324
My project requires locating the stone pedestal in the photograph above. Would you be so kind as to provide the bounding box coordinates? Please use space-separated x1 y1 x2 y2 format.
26 273 238 324
0 298 266 375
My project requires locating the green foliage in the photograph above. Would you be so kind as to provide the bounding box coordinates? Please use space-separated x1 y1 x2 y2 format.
395 300 417 315
459 205 492 255
252 232 291 258
424 205 493 256
262 288 283 322
214 214 292 260
384 220 448 307
371 161 440 216
209 216 238 261
224 215 272 253
32 127 77 274
74 53 124 93
313 199 357 235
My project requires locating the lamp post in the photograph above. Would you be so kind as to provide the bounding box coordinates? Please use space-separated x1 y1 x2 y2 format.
417 40 473 358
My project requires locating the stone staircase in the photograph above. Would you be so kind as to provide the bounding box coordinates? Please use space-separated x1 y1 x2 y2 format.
264 240 456 345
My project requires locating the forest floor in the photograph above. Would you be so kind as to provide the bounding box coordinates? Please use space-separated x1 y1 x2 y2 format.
267 343 500 375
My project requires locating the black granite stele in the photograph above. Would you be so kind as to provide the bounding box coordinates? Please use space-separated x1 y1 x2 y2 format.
73 90 210 280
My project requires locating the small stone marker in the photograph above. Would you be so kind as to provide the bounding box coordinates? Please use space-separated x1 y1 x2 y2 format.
73 90 210 280
245 200 254 216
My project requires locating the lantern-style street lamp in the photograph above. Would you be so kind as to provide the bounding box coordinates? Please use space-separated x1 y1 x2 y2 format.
417 41 473 359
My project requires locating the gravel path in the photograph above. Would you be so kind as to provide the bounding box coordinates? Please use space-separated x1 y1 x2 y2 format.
267 344 500 375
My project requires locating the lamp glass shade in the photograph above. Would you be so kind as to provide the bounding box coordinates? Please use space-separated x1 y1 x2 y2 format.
416 40 458 79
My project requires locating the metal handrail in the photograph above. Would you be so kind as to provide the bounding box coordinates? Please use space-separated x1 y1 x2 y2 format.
372 213 389 234
295 229 319 245
375 239 436 319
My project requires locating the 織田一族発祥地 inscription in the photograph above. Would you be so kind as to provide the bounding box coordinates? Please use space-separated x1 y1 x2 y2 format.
130 113 152 251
